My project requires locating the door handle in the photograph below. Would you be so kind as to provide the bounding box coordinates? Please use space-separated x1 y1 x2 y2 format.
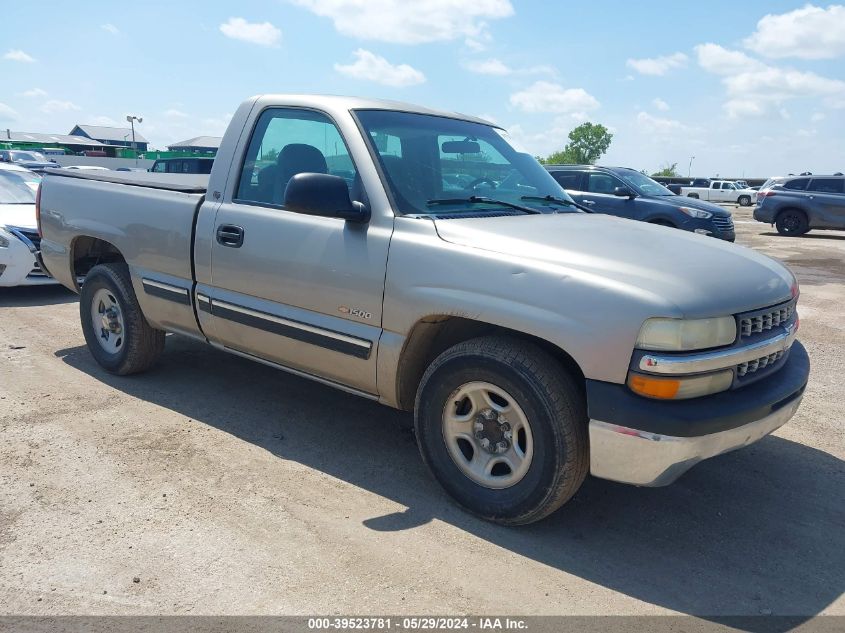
216 224 244 248
582 199 596 205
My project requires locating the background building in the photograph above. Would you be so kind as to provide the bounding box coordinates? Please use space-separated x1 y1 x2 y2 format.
69 124 149 152
166 136 221 155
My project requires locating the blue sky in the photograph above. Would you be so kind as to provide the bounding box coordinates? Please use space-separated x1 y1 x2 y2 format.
2 1 844 177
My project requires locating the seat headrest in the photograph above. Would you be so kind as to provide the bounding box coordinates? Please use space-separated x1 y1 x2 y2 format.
277 144 328 175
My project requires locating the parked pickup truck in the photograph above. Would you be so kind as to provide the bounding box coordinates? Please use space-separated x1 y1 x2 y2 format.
37 95 809 525
681 180 757 206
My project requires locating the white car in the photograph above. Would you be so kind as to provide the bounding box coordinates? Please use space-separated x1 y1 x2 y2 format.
0 164 56 286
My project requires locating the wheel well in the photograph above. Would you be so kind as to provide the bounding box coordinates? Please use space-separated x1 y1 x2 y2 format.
777 207 807 220
648 218 676 228
395 316 585 411
687 193 699 199
71 236 125 288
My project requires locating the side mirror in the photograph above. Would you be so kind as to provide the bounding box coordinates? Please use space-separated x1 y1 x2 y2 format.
284 173 370 223
614 186 636 198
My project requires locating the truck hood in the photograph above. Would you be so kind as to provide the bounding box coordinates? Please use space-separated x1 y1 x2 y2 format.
0 203 37 230
652 194 729 215
433 213 794 317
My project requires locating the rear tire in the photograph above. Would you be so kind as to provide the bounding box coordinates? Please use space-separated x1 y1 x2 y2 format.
775 209 809 236
738 195 751 207
79 263 165 375
414 336 588 525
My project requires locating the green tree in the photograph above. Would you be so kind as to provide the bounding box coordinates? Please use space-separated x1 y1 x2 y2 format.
544 122 613 165
651 162 680 178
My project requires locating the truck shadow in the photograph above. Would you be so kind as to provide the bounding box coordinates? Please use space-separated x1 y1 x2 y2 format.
0 285 77 307
55 336 844 629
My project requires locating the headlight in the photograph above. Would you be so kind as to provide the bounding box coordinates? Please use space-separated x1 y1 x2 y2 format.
678 206 713 219
636 316 736 351
628 369 733 400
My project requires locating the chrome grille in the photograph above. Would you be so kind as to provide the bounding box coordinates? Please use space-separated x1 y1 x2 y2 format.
737 350 785 377
739 301 795 338
712 216 734 231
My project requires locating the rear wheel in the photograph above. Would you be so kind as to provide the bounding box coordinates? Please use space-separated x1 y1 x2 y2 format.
738 195 751 207
775 209 809 236
414 336 588 525
79 263 165 374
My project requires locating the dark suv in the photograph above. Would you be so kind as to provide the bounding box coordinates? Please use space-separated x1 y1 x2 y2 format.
753 175 845 236
546 165 735 241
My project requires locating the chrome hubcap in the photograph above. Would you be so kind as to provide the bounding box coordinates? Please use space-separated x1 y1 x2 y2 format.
442 381 533 489
90 288 124 354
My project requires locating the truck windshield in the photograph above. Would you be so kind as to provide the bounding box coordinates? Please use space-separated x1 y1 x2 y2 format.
617 170 675 196
355 110 576 215
0 171 38 204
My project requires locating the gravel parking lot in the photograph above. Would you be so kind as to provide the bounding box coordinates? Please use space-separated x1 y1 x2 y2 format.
1 205 843 620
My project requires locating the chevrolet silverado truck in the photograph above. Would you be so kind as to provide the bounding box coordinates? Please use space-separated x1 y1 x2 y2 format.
37 95 809 525
681 180 757 206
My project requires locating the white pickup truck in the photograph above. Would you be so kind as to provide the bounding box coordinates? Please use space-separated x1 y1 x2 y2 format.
681 180 757 206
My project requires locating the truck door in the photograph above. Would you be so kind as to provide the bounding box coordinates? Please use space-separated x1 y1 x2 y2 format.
197 107 389 395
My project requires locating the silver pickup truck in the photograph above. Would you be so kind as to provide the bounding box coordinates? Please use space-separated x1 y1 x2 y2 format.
37 95 809 525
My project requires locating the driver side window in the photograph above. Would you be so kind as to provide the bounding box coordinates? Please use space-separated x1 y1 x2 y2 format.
585 173 622 194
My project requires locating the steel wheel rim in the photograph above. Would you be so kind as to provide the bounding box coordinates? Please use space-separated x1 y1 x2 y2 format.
90 288 125 354
441 381 534 489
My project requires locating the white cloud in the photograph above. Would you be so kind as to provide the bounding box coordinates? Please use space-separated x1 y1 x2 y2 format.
463 58 512 75
694 43 765 75
293 0 513 44
219 17 281 47
39 100 81 114
811 111 826 122
18 88 47 98
0 103 19 121
88 115 119 126
744 4 845 60
696 42 845 118
4 49 35 63
334 49 425 86
635 111 698 135
626 52 687 76
165 109 189 119
509 81 600 114
462 58 555 76
652 98 670 111
101 23 120 35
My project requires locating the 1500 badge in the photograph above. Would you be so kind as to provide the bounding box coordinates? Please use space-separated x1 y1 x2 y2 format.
338 306 372 320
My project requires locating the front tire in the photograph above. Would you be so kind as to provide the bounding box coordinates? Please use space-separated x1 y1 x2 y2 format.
79 263 165 375
414 336 588 525
775 209 809 236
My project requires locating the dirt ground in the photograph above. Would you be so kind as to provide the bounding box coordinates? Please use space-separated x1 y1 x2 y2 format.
0 205 843 621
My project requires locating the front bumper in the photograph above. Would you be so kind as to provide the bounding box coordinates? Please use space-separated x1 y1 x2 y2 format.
0 229 56 287
587 341 809 486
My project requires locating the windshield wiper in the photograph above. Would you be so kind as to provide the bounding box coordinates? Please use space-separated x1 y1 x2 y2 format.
426 196 541 215
520 195 594 213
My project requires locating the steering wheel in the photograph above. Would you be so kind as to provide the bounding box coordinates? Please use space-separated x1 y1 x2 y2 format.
467 177 498 190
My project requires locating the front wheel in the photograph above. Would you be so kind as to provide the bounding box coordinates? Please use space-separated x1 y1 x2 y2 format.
738 195 751 207
414 336 588 525
79 263 165 375
775 209 809 236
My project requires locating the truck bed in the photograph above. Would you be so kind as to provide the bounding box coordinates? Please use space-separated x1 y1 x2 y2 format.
44 168 208 193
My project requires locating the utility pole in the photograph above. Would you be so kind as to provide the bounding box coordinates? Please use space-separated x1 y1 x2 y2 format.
688 156 695 178
126 115 143 166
